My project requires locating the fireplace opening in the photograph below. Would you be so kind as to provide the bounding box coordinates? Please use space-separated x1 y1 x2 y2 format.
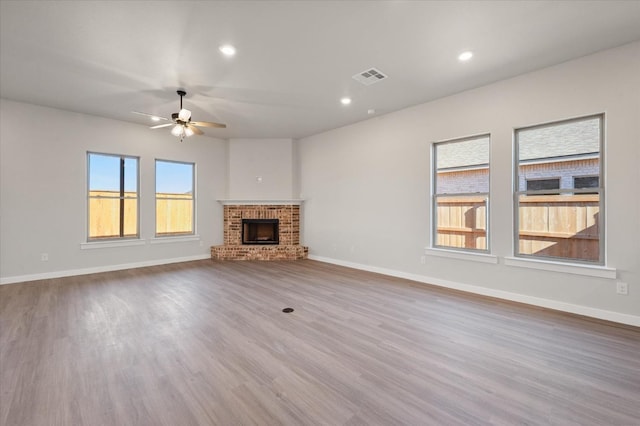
242 219 279 245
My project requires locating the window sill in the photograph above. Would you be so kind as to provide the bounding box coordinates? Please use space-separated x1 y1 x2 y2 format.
503 256 616 279
149 235 200 244
80 239 146 250
424 247 498 264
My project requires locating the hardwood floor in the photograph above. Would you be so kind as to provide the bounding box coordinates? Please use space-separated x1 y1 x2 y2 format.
1 260 639 425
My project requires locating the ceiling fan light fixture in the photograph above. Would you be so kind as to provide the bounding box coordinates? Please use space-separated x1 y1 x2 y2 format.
139 90 226 139
171 124 185 137
171 123 194 140
178 108 191 121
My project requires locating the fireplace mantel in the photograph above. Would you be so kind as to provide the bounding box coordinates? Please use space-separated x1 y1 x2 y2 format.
217 199 304 206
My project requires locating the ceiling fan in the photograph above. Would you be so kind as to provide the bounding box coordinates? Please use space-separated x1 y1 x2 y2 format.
133 90 226 141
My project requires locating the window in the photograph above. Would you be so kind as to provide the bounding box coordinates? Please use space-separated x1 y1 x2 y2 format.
432 135 490 252
155 160 195 236
526 178 560 192
574 176 599 190
515 115 603 264
87 152 139 240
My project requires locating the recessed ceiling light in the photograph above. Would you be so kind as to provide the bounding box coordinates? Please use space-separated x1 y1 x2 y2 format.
151 116 161 122
219 44 236 57
458 51 473 62
340 97 352 105
367 109 376 115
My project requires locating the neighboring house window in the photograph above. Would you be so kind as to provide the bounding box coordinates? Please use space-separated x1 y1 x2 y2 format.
87 152 139 240
432 134 490 252
574 175 599 190
515 114 603 264
574 175 599 195
526 178 560 192
156 160 195 236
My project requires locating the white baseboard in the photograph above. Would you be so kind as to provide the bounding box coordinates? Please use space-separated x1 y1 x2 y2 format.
3 253 637 327
307 255 640 327
0 254 211 285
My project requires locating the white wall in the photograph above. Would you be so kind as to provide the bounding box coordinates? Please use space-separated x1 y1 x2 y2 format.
227 138 294 199
2 43 638 323
298 42 640 321
0 99 228 282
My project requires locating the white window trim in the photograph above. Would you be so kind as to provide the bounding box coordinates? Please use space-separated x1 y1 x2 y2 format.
87 152 140 242
431 133 491 254
149 235 200 244
80 239 146 250
513 114 605 265
425 247 498 264
155 159 196 237
504 256 616 279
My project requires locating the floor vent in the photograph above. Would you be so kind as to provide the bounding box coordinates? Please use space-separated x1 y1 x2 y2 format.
352 68 388 86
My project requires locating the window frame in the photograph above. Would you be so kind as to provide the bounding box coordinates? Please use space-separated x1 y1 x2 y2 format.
513 114 605 265
154 159 196 238
86 151 140 242
431 133 491 254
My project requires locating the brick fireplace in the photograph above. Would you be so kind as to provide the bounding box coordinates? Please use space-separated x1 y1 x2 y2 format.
211 202 308 260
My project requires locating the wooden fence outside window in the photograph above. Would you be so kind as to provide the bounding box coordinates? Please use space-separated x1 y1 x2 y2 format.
436 194 599 261
89 191 193 239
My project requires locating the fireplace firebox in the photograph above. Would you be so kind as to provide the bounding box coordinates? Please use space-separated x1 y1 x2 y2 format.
242 219 279 245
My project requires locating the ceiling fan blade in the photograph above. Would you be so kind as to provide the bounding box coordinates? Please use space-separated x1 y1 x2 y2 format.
150 123 174 129
132 111 169 121
187 124 203 135
191 121 227 129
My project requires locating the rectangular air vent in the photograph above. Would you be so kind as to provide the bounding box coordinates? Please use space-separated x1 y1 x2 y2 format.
352 67 388 86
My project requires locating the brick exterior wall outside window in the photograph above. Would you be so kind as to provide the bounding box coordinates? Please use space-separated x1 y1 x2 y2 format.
437 158 599 194
518 158 599 191
437 168 489 194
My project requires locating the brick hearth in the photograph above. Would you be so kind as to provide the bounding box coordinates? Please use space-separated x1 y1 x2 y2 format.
211 204 308 261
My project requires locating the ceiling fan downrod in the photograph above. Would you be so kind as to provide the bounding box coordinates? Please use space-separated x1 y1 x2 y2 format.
177 90 186 110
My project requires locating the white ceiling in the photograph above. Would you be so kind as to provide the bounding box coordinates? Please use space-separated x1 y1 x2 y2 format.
2 1 640 139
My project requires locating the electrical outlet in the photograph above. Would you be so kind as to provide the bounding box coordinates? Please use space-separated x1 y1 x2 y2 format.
41 253 48 262
616 282 628 295
420 256 426 264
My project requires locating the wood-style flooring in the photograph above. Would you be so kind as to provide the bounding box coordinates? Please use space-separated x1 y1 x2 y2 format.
1 260 639 425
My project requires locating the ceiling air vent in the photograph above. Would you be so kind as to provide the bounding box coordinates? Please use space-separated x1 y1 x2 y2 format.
352 68 388 86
